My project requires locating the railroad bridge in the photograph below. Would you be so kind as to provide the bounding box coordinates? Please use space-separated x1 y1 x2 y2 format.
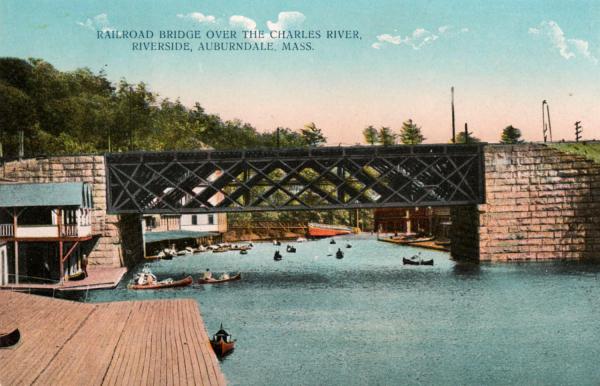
105 144 485 214
2 142 598 263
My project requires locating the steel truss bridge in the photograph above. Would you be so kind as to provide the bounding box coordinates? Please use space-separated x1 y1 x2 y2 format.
105 144 485 214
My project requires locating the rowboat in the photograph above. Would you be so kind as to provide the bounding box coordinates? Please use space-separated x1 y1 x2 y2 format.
65 271 86 281
336 250 344 259
210 324 236 358
128 275 193 290
402 257 434 266
308 223 353 237
198 273 241 285
0 328 20 348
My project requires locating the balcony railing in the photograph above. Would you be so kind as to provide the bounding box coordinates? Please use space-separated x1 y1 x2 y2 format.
0 224 13 237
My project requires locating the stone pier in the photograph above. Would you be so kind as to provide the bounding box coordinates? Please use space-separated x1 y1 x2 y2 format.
451 143 600 261
0 156 143 267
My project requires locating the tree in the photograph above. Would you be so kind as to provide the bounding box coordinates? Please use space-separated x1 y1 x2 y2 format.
455 131 481 144
378 126 396 146
300 122 326 146
399 119 425 145
362 125 379 145
500 125 523 144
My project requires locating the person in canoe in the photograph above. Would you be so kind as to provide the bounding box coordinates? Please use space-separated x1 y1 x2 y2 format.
203 268 213 281
336 248 344 259
133 266 158 285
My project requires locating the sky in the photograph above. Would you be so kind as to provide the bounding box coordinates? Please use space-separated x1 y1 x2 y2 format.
1 0 599 144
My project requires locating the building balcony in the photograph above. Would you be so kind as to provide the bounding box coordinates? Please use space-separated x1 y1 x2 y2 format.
0 223 92 239
0 224 13 238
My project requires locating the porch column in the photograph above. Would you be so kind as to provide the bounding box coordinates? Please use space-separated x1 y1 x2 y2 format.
57 209 64 283
13 208 18 284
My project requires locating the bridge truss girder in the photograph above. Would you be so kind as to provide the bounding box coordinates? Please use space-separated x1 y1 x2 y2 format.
105 144 485 214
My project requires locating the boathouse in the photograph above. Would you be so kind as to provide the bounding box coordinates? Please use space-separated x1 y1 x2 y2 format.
0 182 96 284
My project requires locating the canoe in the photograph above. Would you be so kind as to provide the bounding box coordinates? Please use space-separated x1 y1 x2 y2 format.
198 273 241 285
403 257 434 266
128 275 193 290
0 328 20 348
402 257 420 265
308 223 353 237
211 337 235 357
66 271 86 281
210 324 236 357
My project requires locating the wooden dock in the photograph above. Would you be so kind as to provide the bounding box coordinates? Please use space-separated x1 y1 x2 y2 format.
378 236 450 252
0 266 127 292
0 292 226 386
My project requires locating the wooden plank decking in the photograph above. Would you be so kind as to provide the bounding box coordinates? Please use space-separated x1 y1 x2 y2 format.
0 292 226 386
0 266 128 292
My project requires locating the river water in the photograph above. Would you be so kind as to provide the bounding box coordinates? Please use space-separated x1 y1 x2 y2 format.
87 235 600 385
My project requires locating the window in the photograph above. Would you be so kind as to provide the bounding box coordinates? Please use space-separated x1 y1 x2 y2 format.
191 215 198 225
208 214 214 225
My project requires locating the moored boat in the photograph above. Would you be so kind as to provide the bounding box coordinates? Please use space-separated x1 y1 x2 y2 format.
0 328 20 348
198 273 242 285
210 324 236 358
65 270 86 281
128 275 193 290
308 223 353 237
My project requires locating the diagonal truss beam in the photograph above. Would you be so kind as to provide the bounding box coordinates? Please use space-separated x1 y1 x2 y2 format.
105 144 485 213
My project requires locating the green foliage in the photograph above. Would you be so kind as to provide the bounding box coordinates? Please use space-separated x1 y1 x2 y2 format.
454 131 481 144
300 122 326 147
500 125 524 144
550 142 600 164
378 126 396 146
0 57 326 159
399 119 425 145
362 125 379 145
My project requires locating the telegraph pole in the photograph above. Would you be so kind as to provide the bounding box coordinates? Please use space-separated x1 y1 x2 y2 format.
542 100 548 142
464 122 470 144
575 121 582 142
451 87 456 143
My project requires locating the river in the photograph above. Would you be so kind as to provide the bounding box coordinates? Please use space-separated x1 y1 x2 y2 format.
87 235 600 385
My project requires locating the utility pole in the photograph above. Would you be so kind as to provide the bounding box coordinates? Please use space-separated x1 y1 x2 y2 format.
575 121 582 142
542 100 548 142
464 122 470 144
542 100 553 142
451 87 456 143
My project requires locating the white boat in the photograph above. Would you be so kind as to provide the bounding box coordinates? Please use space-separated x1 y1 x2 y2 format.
296 237 307 243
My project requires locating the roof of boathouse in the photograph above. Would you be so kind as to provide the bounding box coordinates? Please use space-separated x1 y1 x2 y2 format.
0 182 93 208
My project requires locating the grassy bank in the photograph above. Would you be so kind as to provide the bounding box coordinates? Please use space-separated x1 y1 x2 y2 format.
550 141 600 164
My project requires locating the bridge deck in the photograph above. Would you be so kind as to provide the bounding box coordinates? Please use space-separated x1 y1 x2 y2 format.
0 292 226 386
